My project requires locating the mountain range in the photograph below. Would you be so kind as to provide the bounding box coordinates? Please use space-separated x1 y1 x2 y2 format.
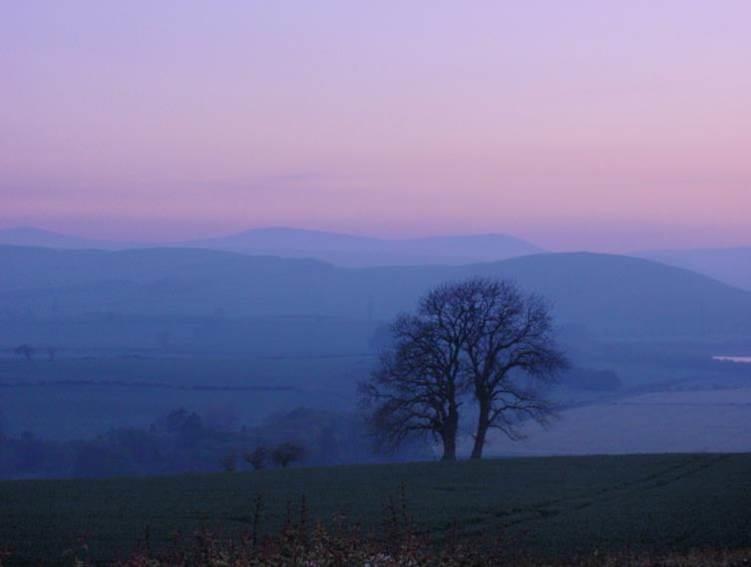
0 226 543 267
3 227 750 291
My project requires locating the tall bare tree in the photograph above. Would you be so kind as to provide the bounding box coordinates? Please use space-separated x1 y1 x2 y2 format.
361 278 566 460
360 284 476 461
459 279 567 459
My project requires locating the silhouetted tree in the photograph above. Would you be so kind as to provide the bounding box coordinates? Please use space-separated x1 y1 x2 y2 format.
361 278 566 461
244 447 268 470
152 408 204 447
458 279 567 459
221 453 238 472
360 284 476 461
271 442 304 468
14 344 35 361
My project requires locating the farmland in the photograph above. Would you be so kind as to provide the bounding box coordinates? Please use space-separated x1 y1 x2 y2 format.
0 354 370 440
1 453 750 563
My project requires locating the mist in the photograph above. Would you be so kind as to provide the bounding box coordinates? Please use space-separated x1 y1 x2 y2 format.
2 2 751 563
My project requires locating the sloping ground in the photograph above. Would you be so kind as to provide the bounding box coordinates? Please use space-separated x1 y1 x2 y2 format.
637 247 751 291
2 246 751 339
0 454 749 563
485 388 751 456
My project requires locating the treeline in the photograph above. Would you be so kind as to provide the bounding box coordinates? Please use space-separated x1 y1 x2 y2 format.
0 407 427 479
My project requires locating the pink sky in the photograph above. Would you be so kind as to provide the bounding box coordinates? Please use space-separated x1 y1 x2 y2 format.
1 1 750 251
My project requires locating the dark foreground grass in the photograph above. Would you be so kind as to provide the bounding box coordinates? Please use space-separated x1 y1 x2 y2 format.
1 453 750 564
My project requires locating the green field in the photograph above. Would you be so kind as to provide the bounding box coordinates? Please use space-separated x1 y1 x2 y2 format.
1 453 750 563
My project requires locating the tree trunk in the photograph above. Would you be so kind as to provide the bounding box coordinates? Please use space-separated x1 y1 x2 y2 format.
441 432 457 461
440 403 459 461
470 400 490 459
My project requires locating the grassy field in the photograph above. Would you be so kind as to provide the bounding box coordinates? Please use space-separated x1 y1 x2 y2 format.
0 453 750 563
0 355 369 439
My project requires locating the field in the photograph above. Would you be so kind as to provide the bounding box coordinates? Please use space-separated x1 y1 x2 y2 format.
1 453 750 564
484 388 751 456
1 341 749 443
0 355 370 440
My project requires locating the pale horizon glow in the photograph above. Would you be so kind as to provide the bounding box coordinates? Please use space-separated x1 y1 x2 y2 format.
2 1 751 251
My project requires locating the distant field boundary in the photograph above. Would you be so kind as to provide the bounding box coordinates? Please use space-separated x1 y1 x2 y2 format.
0 379 296 391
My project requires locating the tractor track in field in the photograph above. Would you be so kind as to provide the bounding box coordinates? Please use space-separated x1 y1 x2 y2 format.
486 454 731 530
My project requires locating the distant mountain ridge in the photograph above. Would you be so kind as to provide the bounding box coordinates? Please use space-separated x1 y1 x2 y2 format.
0 227 137 250
185 227 544 266
0 226 543 266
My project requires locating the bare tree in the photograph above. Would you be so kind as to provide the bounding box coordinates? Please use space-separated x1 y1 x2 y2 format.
459 279 568 459
221 453 238 472
14 344 35 361
360 284 476 461
244 446 268 470
271 442 305 468
362 278 566 461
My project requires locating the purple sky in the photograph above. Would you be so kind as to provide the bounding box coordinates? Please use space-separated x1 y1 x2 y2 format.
2 1 750 251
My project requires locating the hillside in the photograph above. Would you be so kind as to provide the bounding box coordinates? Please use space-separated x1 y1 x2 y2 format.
0 226 143 250
459 253 751 337
636 247 751 291
0 225 543 267
2 246 750 340
1 454 749 563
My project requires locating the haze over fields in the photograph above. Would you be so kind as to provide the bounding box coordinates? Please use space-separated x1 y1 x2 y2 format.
3 3 751 562
0 0 749 506
1 240 750 465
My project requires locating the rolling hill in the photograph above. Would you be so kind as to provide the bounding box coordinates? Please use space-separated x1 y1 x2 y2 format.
0 226 142 250
636 247 751 291
0 225 543 266
2 245 750 339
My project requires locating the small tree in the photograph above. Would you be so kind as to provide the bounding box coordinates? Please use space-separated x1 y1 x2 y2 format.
14 344 35 361
221 453 238 472
244 447 268 470
271 442 304 468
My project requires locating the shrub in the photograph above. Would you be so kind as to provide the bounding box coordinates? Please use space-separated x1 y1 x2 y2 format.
220 453 237 472
244 446 268 470
271 442 305 468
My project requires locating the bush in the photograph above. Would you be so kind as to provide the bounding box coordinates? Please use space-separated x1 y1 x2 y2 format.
220 453 237 472
244 446 268 470
271 442 305 468
561 367 621 391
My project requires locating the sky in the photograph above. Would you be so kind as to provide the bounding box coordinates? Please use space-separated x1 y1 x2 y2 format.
1 1 750 251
